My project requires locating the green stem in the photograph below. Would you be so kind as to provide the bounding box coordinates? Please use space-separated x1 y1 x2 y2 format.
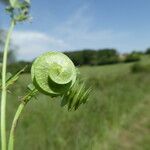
8 102 26 150
8 88 38 150
1 19 15 150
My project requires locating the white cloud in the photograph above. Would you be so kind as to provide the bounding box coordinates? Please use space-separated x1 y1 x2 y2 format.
11 4 148 60
12 31 69 60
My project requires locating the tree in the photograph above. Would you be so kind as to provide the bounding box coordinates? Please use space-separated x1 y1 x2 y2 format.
82 49 97 65
97 49 119 65
64 51 84 66
145 48 150 54
124 53 140 63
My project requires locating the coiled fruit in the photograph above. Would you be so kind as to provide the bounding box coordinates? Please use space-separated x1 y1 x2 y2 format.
31 51 91 110
31 52 76 96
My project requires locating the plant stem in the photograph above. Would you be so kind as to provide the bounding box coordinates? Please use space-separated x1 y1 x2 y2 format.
8 102 26 150
8 88 38 150
1 19 15 150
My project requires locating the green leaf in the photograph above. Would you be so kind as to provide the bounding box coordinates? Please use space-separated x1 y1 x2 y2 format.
6 66 27 88
25 0 30 4
70 82 85 109
61 78 91 111
6 72 12 80
0 79 2 87
61 95 68 107
9 0 30 9
9 0 18 7
21 87 38 103
27 83 35 91
0 68 25 90
5 6 13 13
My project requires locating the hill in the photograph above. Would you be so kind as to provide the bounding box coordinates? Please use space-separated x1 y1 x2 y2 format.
5 55 150 150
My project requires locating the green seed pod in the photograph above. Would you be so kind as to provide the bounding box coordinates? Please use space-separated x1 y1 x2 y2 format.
31 52 77 97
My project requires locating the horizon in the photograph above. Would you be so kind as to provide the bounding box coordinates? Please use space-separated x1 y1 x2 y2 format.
0 0 150 60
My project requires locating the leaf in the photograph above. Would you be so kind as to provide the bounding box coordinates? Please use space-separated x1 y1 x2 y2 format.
5 6 13 13
81 88 91 104
27 83 35 91
21 87 38 103
9 0 18 7
6 72 12 80
71 82 85 109
9 0 30 9
61 92 69 107
25 0 30 4
0 66 27 89
0 72 12 86
6 66 27 88
67 82 78 110
74 87 91 110
61 79 91 111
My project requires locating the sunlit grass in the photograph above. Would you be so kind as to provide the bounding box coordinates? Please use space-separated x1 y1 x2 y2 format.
4 58 150 150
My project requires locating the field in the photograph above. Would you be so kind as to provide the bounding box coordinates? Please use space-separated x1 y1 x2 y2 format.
5 56 150 150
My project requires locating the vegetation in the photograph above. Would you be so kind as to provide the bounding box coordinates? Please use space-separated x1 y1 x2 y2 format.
0 1 90 150
131 63 150 73
0 1 149 150
124 52 141 63
2 55 149 150
145 48 150 54
65 49 120 66
4 49 143 75
7 61 32 74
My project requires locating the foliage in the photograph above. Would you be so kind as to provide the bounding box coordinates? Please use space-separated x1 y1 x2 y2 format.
131 62 150 73
145 48 150 54
82 50 98 65
65 49 119 66
64 51 84 66
0 1 33 150
31 51 90 110
6 61 150 150
0 66 26 89
7 61 32 74
124 53 141 63
4 50 144 75
1 0 149 149
97 49 119 65
1 1 90 149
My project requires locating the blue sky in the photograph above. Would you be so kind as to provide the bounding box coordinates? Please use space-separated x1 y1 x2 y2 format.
0 0 150 60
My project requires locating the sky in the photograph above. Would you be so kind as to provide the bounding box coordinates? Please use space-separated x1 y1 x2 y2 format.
0 0 150 60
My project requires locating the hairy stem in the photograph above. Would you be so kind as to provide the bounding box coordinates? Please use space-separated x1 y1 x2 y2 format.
1 19 15 150
8 102 26 150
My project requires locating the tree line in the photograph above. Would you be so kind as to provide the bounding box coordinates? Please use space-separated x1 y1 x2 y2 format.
1 48 147 74
1 28 150 73
64 49 141 66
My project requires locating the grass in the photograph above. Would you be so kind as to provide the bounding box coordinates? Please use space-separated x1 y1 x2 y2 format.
2 56 150 150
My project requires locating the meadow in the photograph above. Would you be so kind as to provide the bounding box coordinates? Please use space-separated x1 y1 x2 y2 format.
5 56 150 150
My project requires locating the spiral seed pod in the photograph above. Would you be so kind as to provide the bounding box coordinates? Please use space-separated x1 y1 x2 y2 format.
31 52 77 96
